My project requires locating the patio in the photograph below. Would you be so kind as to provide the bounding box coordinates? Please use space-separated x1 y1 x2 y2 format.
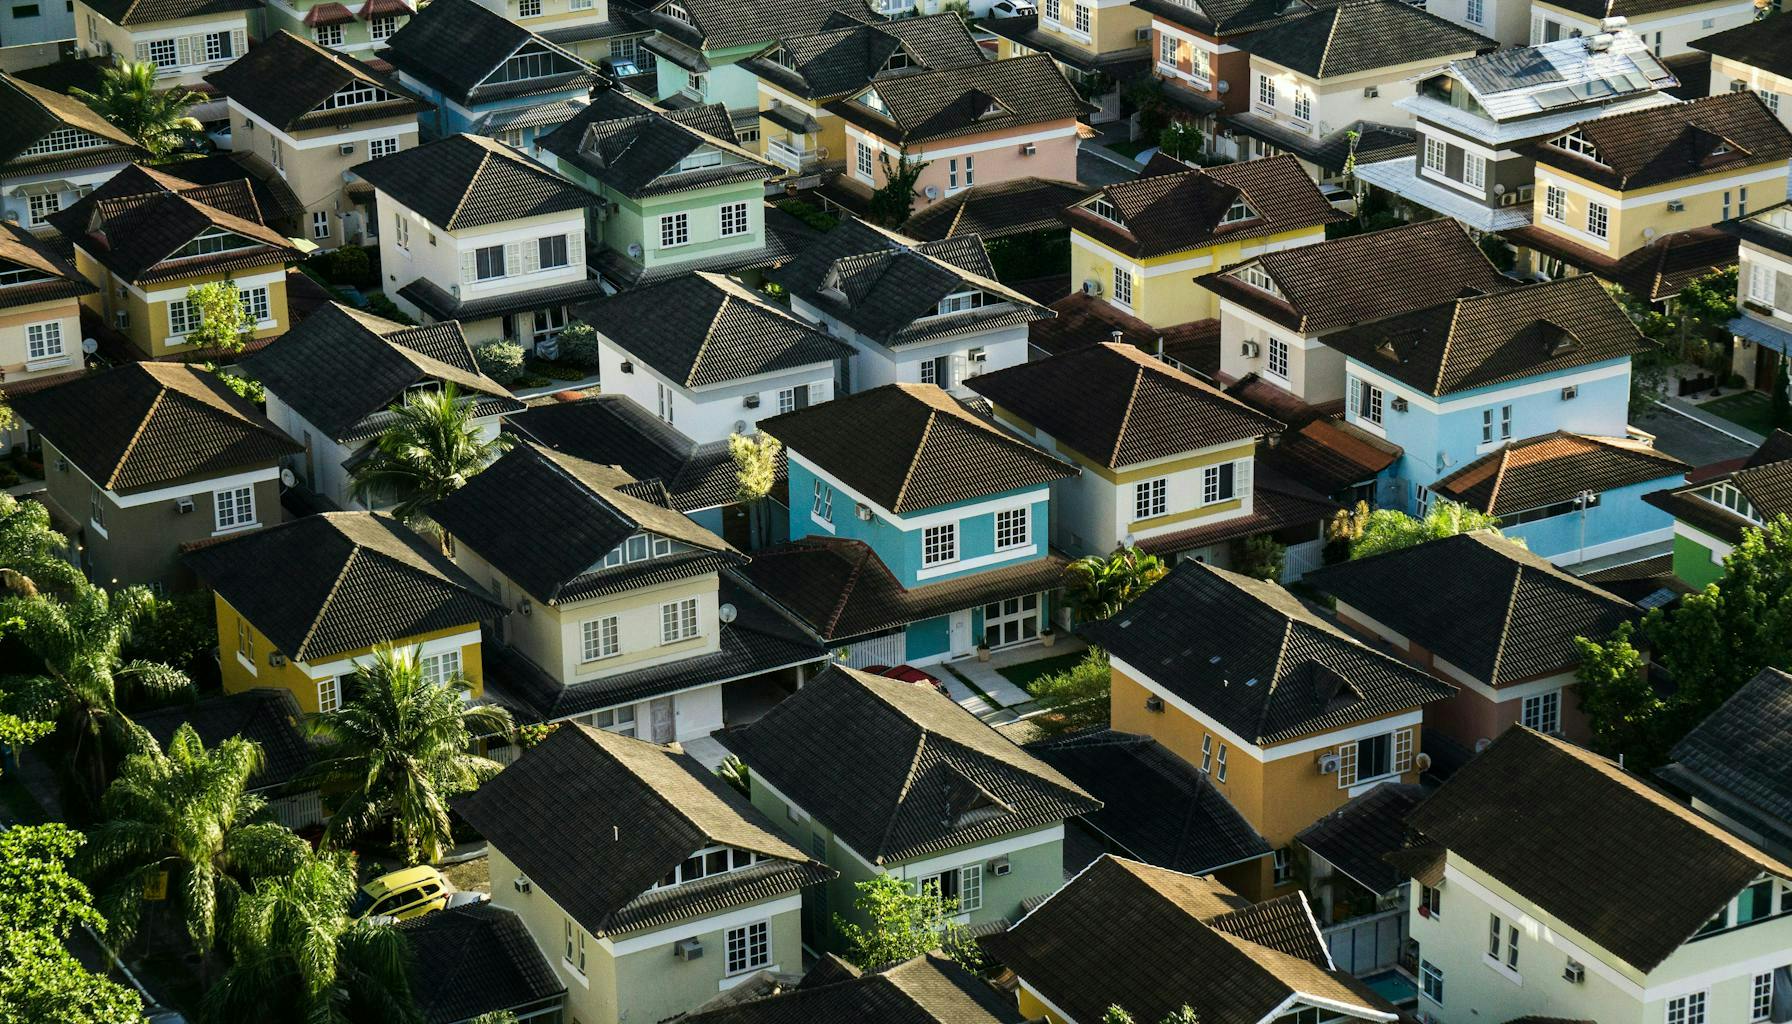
940 638 1089 724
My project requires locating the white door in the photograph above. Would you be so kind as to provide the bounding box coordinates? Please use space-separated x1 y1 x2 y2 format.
649 697 675 743
948 610 972 656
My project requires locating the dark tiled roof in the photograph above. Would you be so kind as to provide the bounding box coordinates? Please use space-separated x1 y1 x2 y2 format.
1086 560 1454 744
12 362 300 494
742 13 986 102
83 0 255 26
638 0 875 50
398 904 565 1024
151 153 308 231
1063 155 1343 260
1133 0 1341 36
1692 16 1792 79
133 690 312 790
539 87 774 200
1027 730 1271 875
1265 417 1401 495
736 536 1071 642
978 15 1149 75
1026 293 1220 376
683 952 1025 1024
900 177 1090 242
353 133 591 231
1432 432 1688 516
1552 0 1747 21
0 72 137 169
1319 275 1649 397
381 0 598 104
1197 219 1507 334
1406 726 1792 973
1132 467 1341 556
1504 224 1739 303
1241 0 1493 78
206 31 430 133
1530 92 1792 191
1662 667 1792 848
0 220 93 310
762 382 1075 512
1296 783 1425 894
1309 532 1638 685
184 512 502 663
982 856 1391 1024
572 272 850 388
456 724 833 936
826 52 1083 145
969 342 1280 468
430 441 740 605
244 303 522 444
720 664 1099 864
1220 115 1418 177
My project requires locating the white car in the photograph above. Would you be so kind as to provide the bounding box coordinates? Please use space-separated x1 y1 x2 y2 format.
989 0 1037 16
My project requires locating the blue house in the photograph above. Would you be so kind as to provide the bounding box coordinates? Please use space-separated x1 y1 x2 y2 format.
737 382 1077 667
380 0 600 148
1321 275 1687 563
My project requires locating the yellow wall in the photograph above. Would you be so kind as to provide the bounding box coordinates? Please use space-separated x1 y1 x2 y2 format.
74 249 291 358
0 295 85 381
1532 161 1788 259
1038 0 1150 55
755 81 846 167
1070 223 1325 327
1018 987 1068 1024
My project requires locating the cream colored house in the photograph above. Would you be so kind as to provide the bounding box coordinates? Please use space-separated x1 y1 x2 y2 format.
0 221 93 391
1530 0 1755 58
0 73 140 238
1693 16 1792 132
75 0 258 91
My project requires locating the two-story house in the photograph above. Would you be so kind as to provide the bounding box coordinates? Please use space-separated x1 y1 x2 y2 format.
355 132 603 351
380 0 602 146
0 73 140 237
1135 0 1337 134
741 11 986 179
1506 92 1791 302
1659 667 1792 861
738 382 1076 666
1725 201 1792 392
468 0 652 67
1692 17 1792 133
1401 725 1792 1024
458 723 836 1024
983 855 1401 1024
1644 430 1792 587
207 31 429 249
985 0 1152 122
0 221 95 392
263 0 413 57
1085 559 1455 899
75 0 255 90
185 511 503 712
682 952 1028 1023
578 272 851 444
823 53 1084 212
770 217 1052 396
1309 531 1641 759
536 86 784 290
1353 29 1680 234
244 301 524 511
50 164 303 358
1531 0 1754 58
719 663 1100 949
12 363 301 590
1224 1 1494 177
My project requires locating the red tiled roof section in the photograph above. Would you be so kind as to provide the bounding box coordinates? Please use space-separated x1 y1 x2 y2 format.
1269 418 1401 495
359 0 412 15
1434 432 1688 515
303 2 356 25
1531 91 1792 191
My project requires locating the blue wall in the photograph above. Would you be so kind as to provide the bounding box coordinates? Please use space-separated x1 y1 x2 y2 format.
1501 473 1682 561
906 615 951 660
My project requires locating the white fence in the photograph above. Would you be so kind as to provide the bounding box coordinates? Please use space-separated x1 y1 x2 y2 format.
270 789 323 829
841 632 906 668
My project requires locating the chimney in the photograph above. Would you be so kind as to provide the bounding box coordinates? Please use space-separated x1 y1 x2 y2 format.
1110 329 1124 344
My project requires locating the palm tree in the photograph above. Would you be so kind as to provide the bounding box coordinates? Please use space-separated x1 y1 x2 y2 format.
1063 546 1168 622
349 384 514 525
79 724 308 961
69 60 202 159
302 646 512 865
204 850 419 1024
0 492 84 598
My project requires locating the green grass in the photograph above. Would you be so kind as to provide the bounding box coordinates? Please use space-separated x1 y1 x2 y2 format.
1700 390 1776 436
1103 138 1152 159
997 650 1089 695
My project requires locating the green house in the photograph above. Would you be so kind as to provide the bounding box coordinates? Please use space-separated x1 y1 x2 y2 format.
1645 429 1792 588
261 0 413 61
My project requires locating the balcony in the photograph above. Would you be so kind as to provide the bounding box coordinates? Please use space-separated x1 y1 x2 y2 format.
766 138 828 172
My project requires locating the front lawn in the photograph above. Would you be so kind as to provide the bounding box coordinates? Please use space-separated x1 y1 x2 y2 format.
1700 390 1776 436
1103 138 1151 159
997 650 1090 695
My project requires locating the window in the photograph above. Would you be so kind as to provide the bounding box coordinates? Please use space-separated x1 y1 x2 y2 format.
518 0 540 14
1424 136 1446 173
665 0 691 23
719 201 749 237
855 141 874 179
1667 993 1706 1024
660 598 699 644
1272 847 1292 883
1073 2 1089 32
270 134 285 172
1113 266 1133 306
1350 377 1383 425
1222 199 1255 224
25 321 62 361
1216 744 1228 781
1293 91 1311 123
203 30 233 60
314 23 343 46
323 82 388 109
948 158 958 190
1545 185 1566 222
1189 47 1210 83
1555 129 1600 160
317 677 341 713
1521 690 1560 734
12 4 38 16
1087 197 1121 223
995 507 1029 550
1258 74 1276 108
1420 884 1442 918
1044 0 1058 20
564 918 586 974
1421 960 1444 1003
811 479 834 522
1488 913 1519 971
936 291 987 316
659 212 689 248
923 523 958 567
1135 478 1167 520
89 493 105 534
1741 186 1750 217
958 864 982 911
1482 404 1511 443
725 922 770 976
419 650 460 687
589 705 636 736
582 616 620 661
475 245 506 280
1464 152 1486 189
238 284 270 323
147 37 176 65
369 136 400 159
1202 462 1236 505
656 382 674 424
1754 973 1774 1022
1748 261 1774 306
1358 732 1392 781
1267 337 1288 379
370 14 396 38
533 234 570 270
21 127 104 157
532 306 566 344
1587 201 1609 239
26 191 59 226
964 154 974 187
215 485 255 531
1200 734 1213 772
311 210 331 240
1160 33 1176 66
1465 0 1482 23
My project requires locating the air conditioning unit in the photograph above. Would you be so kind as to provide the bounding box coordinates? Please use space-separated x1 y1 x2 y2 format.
968 347 987 363
1240 339 1261 358
54 457 68 472
1517 185 1534 203
674 939 704 961
1081 278 1103 296
1363 85 1379 98
1499 192 1518 207
990 856 1012 876
1317 753 1341 774
855 503 873 521
114 310 129 329
267 652 287 667
1135 25 1151 40
513 877 532 893
1391 396 1409 412
339 142 356 155
1020 142 1037 156
1144 695 1164 713
742 394 761 408
1563 960 1586 984
1561 385 1578 400
173 496 194 514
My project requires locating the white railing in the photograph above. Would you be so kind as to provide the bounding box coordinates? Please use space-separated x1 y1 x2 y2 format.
766 138 827 172
486 743 523 766
841 632 906 668
271 789 324 829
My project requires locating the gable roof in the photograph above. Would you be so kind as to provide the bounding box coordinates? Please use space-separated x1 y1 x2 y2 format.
683 952 1025 1024
381 0 599 105
456 724 833 936
1661 668 1792 851
1432 431 1688 516
639 0 875 51
761 382 1076 513
1134 0 1341 37
430 441 740 605
353 133 591 231
397 904 566 1024
244 303 522 444
982 856 1395 1024
206 31 430 133
969 342 1282 468
1308 532 1639 686
1296 782 1426 895
743 13 984 102
720 664 1099 864
1405 726 1792 973
1531 91 1792 190
538 86 774 199
1196 219 1508 334
1692 16 1792 80
900 177 1091 242
0 219 94 310
1643 428 1792 545
83 0 256 26
1240 0 1494 79
1063 154 1343 260
11 362 300 494
573 272 851 388
1318 275 1649 396
827 53 1084 145
1085 560 1454 744
184 512 503 663
0 72 138 171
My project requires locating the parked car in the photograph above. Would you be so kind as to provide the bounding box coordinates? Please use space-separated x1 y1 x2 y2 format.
989 0 1037 16
863 664 949 695
350 865 453 922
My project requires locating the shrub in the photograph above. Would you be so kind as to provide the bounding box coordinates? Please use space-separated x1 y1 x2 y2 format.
474 341 526 385
123 590 217 679
555 321 600 370
362 291 416 325
774 198 838 233
329 245 374 287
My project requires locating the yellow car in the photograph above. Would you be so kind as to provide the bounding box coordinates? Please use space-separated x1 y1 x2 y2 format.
350 866 452 922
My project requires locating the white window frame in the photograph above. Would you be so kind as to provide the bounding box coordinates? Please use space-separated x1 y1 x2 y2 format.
725 921 770 976
1487 913 1520 975
855 141 874 181
1258 73 1276 108
317 676 342 714
1112 265 1132 306
26 191 60 226
1545 185 1566 223
419 650 460 688
1667 992 1706 1024
1266 336 1288 379
1422 960 1445 1003
1521 690 1561 734
1424 136 1446 173
581 616 620 662
214 484 256 532
1587 201 1609 239
1200 734 1213 773
1201 461 1236 505
659 212 690 248
811 479 833 522
311 210 331 240
994 506 1029 551
1073 2 1089 32
1463 152 1486 190
922 523 958 567
313 22 343 46
719 201 749 237
659 598 699 644
368 136 400 159
1292 90 1311 123
1135 477 1167 520
1465 0 1482 24
1752 973 1773 1023
25 321 62 361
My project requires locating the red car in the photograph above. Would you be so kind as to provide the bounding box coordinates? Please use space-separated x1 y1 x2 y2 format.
862 664 949 694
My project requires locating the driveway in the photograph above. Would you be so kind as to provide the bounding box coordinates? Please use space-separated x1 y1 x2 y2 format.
1078 143 1137 187
1635 403 1757 470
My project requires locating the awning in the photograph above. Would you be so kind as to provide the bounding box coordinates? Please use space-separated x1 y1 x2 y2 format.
641 32 707 73
1730 313 1792 355
10 179 72 196
303 2 355 25
358 0 412 17
760 105 820 135
470 98 588 134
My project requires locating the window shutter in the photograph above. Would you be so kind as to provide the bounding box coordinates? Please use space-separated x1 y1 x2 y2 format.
1234 457 1252 498
1394 727 1414 773
459 250 476 285
1776 271 1792 313
504 242 522 277
230 28 246 55
521 239 540 274
568 229 584 266
175 35 194 66
134 41 150 61
1336 741 1358 788
1530 14 1542 42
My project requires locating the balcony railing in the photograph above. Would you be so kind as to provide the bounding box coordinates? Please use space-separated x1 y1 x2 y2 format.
767 138 828 172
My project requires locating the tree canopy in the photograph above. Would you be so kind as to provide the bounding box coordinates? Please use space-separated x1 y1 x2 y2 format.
0 825 146 1024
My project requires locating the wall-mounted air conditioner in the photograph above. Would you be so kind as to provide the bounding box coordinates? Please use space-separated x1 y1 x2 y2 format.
174 497 194 514
1020 142 1036 156
339 142 356 155
742 394 760 408
1667 200 1685 212
990 856 1012 876
1240 340 1261 358
1561 385 1578 400
1390 396 1409 412
1317 753 1340 774
1144 695 1164 713
675 939 704 961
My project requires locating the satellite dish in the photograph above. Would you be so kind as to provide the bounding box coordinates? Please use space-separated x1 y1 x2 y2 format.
81 337 98 354
1493 183 1506 195
733 419 747 433
279 467 297 487
718 603 737 624
1642 226 1657 239
627 243 643 259
1216 79 1230 94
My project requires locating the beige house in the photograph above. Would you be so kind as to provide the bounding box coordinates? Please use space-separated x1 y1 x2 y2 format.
0 73 141 238
75 0 259 92
0 221 94 392
1693 16 1792 132
1530 0 1754 58
207 31 429 249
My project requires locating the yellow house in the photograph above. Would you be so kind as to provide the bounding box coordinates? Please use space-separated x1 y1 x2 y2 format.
1085 559 1455 899
185 511 503 714
1693 16 1792 133
986 0 1152 119
0 220 95 390
1060 153 1342 331
52 164 302 359
1507 91 1792 300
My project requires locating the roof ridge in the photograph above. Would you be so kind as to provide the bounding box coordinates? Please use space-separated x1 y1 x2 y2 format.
1108 363 1148 467
685 292 734 387
296 543 364 660
1430 292 1469 394
107 383 169 490
1486 559 1525 684
891 406 939 513
445 145 494 230
819 540 870 637
1253 616 1299 741
876 729 933 864
1315 5 1345 77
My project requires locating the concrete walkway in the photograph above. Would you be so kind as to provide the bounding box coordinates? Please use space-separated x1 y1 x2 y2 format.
937 638 1089 723
1659 396 1765 447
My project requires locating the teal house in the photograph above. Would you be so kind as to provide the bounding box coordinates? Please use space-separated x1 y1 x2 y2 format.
738 382 1077 667
718 664 1100 952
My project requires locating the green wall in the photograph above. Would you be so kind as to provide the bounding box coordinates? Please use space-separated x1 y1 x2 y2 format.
1672 530 1727 589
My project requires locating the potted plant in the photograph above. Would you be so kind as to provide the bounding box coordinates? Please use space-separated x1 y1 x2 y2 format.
977 643 991 662
1041 624 1057 648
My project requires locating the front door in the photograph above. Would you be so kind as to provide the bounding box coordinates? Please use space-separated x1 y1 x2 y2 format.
649 697 675 743
948 610 972 656
983 594 1041 649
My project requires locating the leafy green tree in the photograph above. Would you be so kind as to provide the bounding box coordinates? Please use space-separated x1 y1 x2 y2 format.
183 281 254 354
70 60 202 158
869 145 931 227
0 491 85 597
1233 534 1286 581
717 754 750 797
1064 547 1168 621
835 874 980 973
1157 120 1202 162
1104 1009 1137 1024
349 383 515 526
302 646 512 865
1675 266 1738 344
0 825 146 1024
1102 1006 1199 1024
1030 647 1110 736
1572 625 1667 766
470 1014 520 1024
1339 501 1514 560
205 850 418 1024
729 431 782 549
79 723 309 957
